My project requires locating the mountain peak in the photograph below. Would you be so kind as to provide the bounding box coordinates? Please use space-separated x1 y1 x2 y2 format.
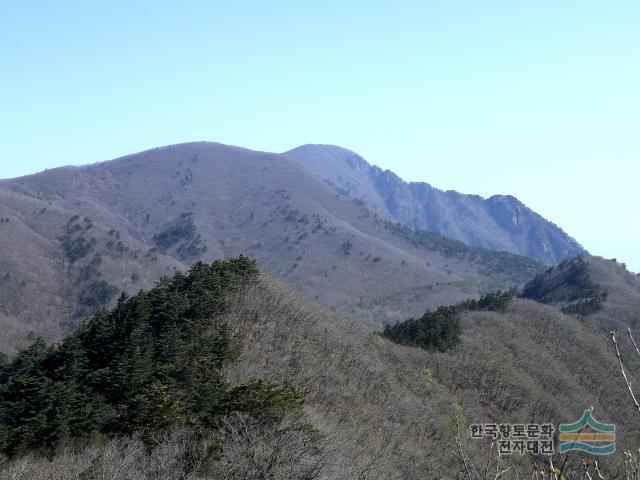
0 141 545 349
286 146 587 264
286 144 370 171
287 143 361 156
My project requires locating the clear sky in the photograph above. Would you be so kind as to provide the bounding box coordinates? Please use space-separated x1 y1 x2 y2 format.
1 1 638 271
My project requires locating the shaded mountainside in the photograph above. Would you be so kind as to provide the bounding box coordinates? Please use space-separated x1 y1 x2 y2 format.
0 141 544 351
1 259 639 479
285 144 587 265
522 255 640 328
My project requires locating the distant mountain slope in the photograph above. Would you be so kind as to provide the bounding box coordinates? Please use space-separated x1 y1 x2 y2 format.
0 142 543 350
522 255 640 327
285 144 587 264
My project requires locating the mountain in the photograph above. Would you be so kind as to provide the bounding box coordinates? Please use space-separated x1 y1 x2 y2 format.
285 144 587 264
0 141 544 351
229 259 640 478
0 136 638 477
522 255 640 327
1 258 639 479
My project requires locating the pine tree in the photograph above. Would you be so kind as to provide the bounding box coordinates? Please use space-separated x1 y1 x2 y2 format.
0 256 303 456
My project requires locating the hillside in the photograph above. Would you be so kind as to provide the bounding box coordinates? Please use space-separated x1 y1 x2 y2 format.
522 255 640 328
1 259 639 479
285 144 587 264
0 142 544 351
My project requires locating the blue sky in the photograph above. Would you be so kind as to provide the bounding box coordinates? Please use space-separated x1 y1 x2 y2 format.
1 1 638 271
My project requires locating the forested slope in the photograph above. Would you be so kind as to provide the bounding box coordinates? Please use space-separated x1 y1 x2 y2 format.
1 258 638 479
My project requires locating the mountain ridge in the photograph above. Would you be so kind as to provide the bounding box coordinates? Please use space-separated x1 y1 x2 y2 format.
285 143 587 264
0 141 543 350
2 256 639 478
1 142 640 479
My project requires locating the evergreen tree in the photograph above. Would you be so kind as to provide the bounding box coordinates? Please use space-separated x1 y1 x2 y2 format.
383 305 462 352
0 256 301 456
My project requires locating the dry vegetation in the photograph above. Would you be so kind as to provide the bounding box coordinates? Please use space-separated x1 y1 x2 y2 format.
0 143 638 478
0 142 546 349
220 270 640 478
0 260 639 478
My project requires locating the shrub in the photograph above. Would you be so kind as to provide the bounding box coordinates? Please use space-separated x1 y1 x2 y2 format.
153 212 207 259
152 212 196 250
521 257 607 316
561 293 607 316
382 290 514 352
521 257 601 303
78 279 119 308
382 305 461 352
458 290 514 313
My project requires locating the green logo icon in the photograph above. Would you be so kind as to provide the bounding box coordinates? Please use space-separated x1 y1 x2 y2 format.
559 410 615 455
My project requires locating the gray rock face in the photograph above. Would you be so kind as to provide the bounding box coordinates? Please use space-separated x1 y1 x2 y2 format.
285 144 587 264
